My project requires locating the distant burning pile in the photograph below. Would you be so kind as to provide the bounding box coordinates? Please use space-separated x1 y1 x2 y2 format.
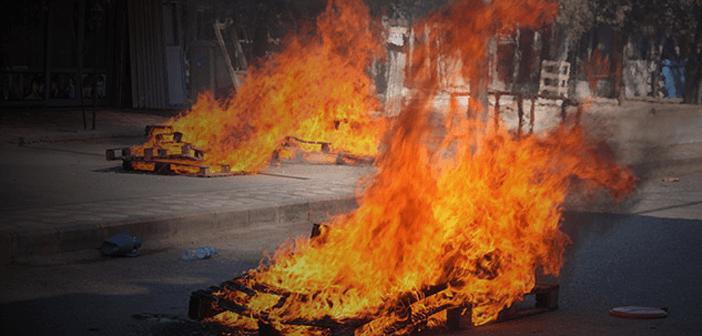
162 0 385 174
189 0 635 334
114 0 386 176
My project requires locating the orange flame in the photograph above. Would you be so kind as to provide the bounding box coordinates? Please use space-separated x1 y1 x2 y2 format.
210 0 635 334
168 0 387 173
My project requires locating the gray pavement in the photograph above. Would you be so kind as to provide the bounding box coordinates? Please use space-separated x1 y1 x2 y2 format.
0 220 310 336
1 104 701 335
1 102 700 263
1 212 701 336
445 212 702 336
566 147 702 221
0 138 370 263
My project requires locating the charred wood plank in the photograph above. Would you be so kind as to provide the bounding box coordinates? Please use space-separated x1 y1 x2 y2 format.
283 315 369 330
446 283 560 331
286 136 332 147
189 287 265 321
250 282 296 297
533 283 559 310
227 278 309 302
220 280 257 297
144 148 153 161
350 285 453 335
336 153 374 165
446 305 472 331
385 283 449 315
310 223 328 238
189 289 226 320
257 320 283 336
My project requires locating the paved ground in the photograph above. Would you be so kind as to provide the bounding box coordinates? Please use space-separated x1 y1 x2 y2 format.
0 139 366 210
446 212 702 336
0 220 308 336
0 137 369 263
1 102 700 262
566 141 702 221
1 211 701 336
0 104 701 335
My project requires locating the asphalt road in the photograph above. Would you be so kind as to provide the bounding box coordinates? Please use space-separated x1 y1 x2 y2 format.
0 218 313 336
1 211 701 336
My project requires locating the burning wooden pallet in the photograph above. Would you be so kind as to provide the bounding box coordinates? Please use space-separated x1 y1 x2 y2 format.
188 225 559 335
275 136 375 166
107 125 375 177
189 279 558 335
106 125 238 177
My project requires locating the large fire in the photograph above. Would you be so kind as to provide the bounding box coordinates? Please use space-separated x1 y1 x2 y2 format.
199 0 634 334
162 0 387 173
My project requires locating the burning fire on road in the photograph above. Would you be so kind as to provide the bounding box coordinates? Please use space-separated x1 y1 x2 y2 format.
108 0 387 176
183 0 634 334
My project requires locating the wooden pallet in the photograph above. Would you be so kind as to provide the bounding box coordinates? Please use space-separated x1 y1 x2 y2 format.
189 225 559 335
189 280 558 335
124 158 240 177
105 125 242 177
108 147 236 177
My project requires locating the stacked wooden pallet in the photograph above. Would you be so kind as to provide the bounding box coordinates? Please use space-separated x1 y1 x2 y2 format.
105 125 236 177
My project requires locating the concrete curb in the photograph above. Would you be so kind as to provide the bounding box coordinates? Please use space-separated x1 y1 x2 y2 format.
1 196 358 265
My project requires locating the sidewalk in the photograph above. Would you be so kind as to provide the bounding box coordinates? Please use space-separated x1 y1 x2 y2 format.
0 171 362 264
0 109 371 264
0 134 369 263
